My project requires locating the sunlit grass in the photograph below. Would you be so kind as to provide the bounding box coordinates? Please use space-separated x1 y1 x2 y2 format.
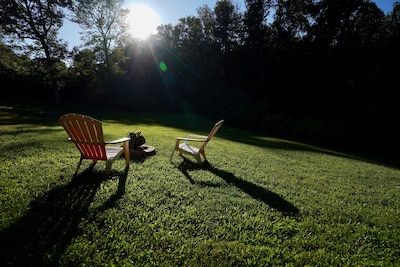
1 102 399 266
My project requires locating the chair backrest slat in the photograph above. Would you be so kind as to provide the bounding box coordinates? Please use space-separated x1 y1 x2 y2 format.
59 114 107 160
200 120 224 151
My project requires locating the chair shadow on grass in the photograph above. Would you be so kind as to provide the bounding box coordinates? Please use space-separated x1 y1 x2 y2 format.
0 163 129 267
177 157 299 216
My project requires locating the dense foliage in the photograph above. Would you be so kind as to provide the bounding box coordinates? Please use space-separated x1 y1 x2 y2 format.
1 0 400 158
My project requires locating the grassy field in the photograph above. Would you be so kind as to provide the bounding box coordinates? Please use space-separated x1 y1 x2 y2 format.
1 102 399 266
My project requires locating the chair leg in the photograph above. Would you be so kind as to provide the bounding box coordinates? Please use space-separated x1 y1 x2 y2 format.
194 154 202 164
74 158 83 175
200 150 206 161
123 141 130 165
105 161 112 177
170 140 181 162
170 148 176 161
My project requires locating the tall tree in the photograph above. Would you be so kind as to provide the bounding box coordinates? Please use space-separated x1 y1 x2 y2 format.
308 0 369 50
244 0 272 48
197 5 216 44
0 0 71 60
0 41 33 92
388 1 400 41
171 16 208 78
0 0 71 101
156 24 179 49
175 16 204 44
272 0 312 49
71 0 128 69
243 0 273 83
214 0 241 54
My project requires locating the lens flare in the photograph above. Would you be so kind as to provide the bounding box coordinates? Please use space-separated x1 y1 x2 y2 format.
159 61 167 72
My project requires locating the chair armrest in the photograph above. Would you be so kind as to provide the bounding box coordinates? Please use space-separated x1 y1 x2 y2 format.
106 137 131 144
186 134 208 139
177 137 206 142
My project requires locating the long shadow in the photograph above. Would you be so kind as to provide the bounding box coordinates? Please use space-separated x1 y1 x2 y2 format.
94 165 130 213
177 158 299 215
0 164 129 267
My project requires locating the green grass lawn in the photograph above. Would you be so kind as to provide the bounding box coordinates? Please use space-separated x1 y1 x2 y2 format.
1 102 399 266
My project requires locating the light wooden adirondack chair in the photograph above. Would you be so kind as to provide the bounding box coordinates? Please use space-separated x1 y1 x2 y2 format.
59 113 130 177
170 120 224 164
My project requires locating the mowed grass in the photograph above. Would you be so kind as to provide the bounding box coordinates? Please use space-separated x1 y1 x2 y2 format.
0 103 399 266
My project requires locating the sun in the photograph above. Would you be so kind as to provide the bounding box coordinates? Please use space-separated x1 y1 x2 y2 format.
126 4 160 40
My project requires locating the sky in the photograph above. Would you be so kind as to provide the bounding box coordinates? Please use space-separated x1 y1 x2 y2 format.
59 0 398 49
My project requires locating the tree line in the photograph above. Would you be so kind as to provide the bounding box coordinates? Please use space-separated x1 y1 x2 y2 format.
1 0 400 159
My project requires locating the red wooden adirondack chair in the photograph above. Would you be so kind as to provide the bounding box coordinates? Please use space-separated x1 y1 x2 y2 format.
59 113 130 176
